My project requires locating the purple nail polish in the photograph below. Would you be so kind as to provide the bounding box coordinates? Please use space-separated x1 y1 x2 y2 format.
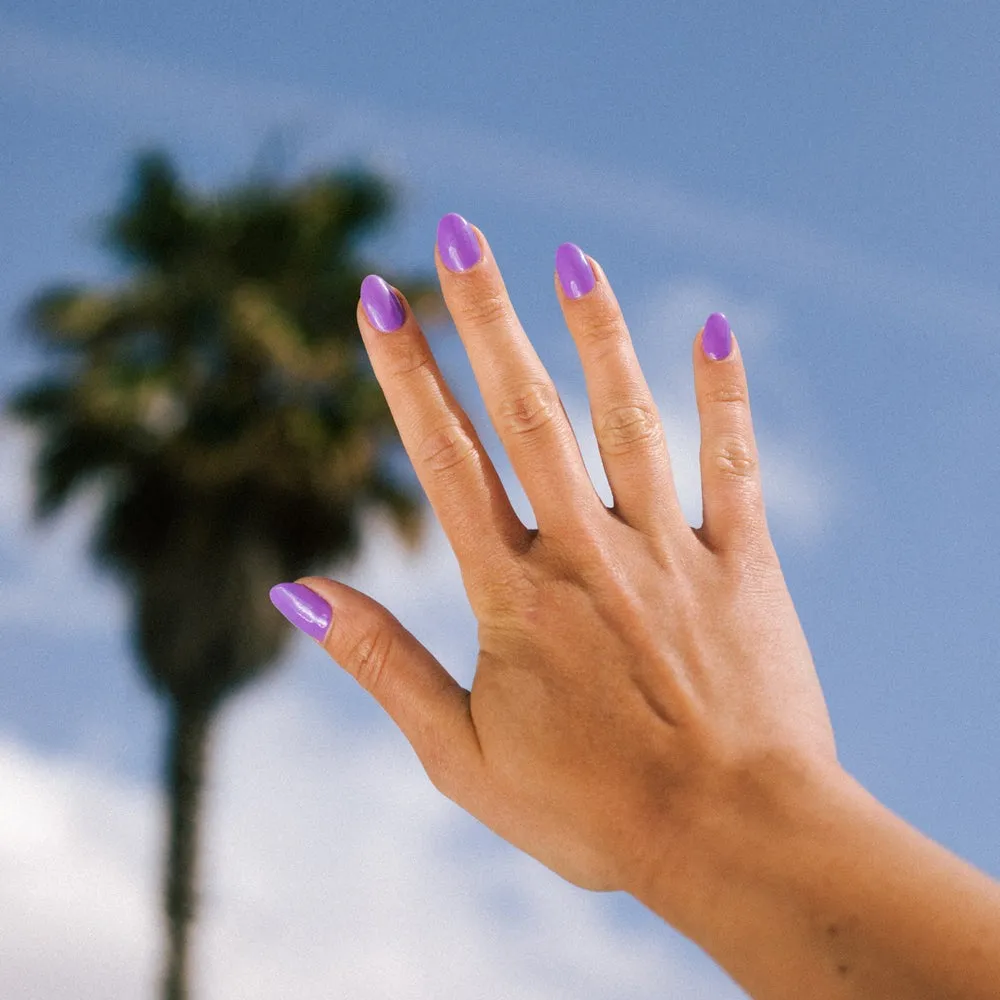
437 213 481 273
269 582 332 642
702 312 732 360
360 274 405 333
555 242 596 299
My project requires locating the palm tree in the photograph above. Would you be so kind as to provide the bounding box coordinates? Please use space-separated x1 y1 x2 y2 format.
7 151 447 1000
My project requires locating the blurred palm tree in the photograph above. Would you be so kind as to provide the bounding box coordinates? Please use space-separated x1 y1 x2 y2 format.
7 151 447 1000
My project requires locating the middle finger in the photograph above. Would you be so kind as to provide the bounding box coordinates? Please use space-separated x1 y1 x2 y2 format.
435 213 604 535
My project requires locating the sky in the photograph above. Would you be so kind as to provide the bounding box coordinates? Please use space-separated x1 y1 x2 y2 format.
1 2 999 997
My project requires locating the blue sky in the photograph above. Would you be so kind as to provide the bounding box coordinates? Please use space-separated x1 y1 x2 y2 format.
1 2 999 996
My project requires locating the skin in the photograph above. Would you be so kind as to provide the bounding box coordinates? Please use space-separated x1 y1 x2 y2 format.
297 224 1000 998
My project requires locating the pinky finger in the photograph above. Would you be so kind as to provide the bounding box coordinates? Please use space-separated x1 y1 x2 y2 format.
692 313 769 557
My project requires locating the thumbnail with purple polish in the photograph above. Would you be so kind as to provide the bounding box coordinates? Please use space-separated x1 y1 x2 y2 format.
437 213 481 273
702 312 732 360
555 242 595 299
360 274 405 332
269 582 332 642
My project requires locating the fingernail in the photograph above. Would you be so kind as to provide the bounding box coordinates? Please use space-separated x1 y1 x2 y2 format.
437 212 481 273
702 312 732 360
360 274 405 333
555 242 596 299
269 582 332 642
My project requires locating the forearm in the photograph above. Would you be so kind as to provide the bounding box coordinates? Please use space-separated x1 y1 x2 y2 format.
633 757 1000 1000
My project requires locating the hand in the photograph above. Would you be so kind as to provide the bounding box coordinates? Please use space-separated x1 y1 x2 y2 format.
270 213 840 912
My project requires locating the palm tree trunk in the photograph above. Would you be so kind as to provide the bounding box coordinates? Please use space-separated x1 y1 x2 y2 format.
161 698 214 1000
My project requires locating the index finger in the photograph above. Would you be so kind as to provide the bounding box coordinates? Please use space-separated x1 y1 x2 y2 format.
356 274 530 598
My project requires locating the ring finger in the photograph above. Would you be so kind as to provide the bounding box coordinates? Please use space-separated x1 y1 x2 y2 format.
554 244 686 541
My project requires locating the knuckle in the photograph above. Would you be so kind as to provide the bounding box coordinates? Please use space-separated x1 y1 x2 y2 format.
420 742 458 799
459 288 510 329
346 624 395 696
577 306 624 348
703 379 750 408
712 434 759 480
474 557 536 622
386 338 432 379
723 538 778 583
521 516 609 591
498 381 559 437
417 422 478 473
597 403 662 455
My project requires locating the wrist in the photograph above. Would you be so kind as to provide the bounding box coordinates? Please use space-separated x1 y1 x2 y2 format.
628 749 855 959
630 749 1000 1000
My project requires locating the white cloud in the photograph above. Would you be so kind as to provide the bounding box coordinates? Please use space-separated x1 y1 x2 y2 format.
0 738 159 999
0 682 749 999
0 419 127 635
632 277 783 352
0 418 41 534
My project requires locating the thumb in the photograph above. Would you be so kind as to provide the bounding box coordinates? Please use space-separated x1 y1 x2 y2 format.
269 578 481 797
